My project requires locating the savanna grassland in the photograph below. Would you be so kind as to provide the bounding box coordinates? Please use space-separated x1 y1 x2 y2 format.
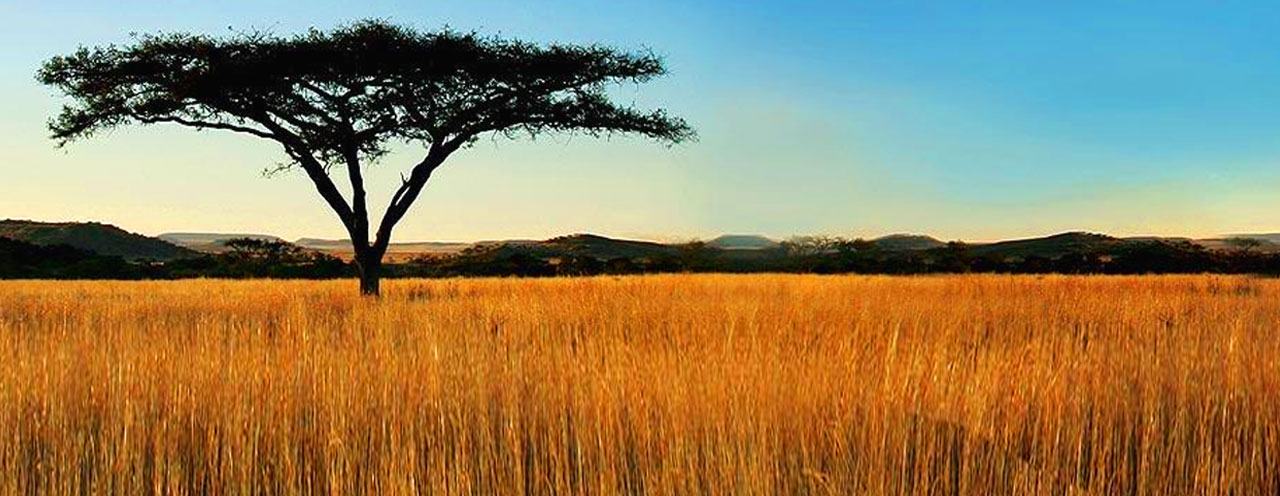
1 274 1278 495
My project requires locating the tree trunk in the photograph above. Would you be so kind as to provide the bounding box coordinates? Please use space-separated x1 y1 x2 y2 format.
355 251 383 297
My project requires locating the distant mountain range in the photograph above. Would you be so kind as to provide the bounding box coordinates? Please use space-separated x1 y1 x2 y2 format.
0 220 196 261
8 219 1280 263
708 234 780 250
512 233 680 259
293 238 472 255
1218 233 1280 246
969 232 1120 258
158 233 287 253
872 234 946 251
158 233 472 256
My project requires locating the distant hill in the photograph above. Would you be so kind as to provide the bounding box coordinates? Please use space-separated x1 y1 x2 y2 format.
159 232 286 253
708 234 779 250
0 220 196 261
1222 233 1280 244
473 239 541 248
475 233 679 260
970 232 1120 258
293 238 351 250
163 234 472 258
1200 234 1280 252
539 233 679 259
1123 235 1195 244
295 238 472 255
873 234 945 251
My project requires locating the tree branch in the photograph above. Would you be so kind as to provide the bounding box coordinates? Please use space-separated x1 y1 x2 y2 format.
132 115 276 139
343 145 370 249
253 114 358 233
370 137 466 254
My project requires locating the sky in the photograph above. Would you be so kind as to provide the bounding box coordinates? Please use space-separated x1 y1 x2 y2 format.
4 1 1280 242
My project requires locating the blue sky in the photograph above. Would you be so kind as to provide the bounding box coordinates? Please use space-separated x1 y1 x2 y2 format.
4 1 1280 241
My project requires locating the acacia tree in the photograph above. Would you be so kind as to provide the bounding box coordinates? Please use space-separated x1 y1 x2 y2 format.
39 20 693 295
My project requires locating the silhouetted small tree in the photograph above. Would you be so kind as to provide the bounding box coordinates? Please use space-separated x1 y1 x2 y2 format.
781 235 839 258
39 20 693 295
933 241 973 273
1226 237 1265 254
833 237 877 256
676 241 716 271
223 238 300 262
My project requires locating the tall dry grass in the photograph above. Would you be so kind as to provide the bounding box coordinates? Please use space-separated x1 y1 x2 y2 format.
0 274 1277 494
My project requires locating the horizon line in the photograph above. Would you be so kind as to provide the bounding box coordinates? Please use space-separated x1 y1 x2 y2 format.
5 217 1279 246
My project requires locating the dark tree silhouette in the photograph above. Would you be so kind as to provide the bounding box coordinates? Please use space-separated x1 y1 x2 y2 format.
38 20 694 295
222 238 302 262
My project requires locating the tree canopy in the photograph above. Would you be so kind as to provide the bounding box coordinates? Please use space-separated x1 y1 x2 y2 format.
39 20 694 294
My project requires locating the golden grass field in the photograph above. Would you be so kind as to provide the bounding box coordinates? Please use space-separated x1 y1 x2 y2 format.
1 274 1278 494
